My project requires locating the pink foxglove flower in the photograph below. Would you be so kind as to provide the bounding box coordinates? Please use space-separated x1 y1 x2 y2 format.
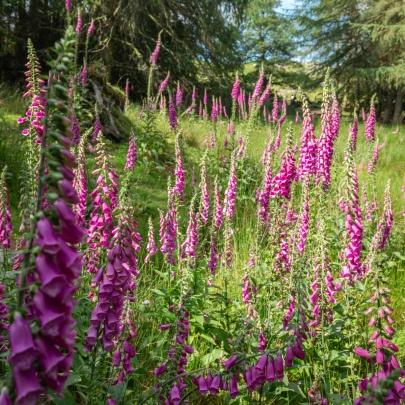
231 73 241 100
0 167 12 249
298 95 317 181
330 92 340 140
171 134 185 199
85 137 119 274
272 94 279 122
124 134 137 171
76 11 83 34
365 95 376 142
340 140 363 280
158 72 170 93
145 218 158 263
317 80 334 188
160 184 178 266
73 133 88 228
271 125 296 200
88 19 95 36
176 82 183 106
198 155 209 225
252 68 264 100
223 156 237 219
350 113 359 150
150 33 161 67
180 200 198 261
257 162 272 224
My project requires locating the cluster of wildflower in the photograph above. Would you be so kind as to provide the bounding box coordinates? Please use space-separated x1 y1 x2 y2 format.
124 133 137 171
198 153 209 226
72 129 89 228
154 302 194 404
169 97 178 131
317 72 335 188
86 137 119 274
298 94 317 181
0 167 12 249
365 95 377 142
150 32 161 67
160 183 178 266
145 218 158 263
271 124 296 200
175 82 184 106
340 138 363 280
180 197 198 262
158 72 170 93
172 134 185 199
85 176 141 378
92 113 102 143
3 28 86 404
18 39 46 144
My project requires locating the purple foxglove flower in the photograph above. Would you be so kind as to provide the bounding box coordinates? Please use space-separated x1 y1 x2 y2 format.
170 385 181 405
197 375 209 395
285 345 295 367
33 291 65 336
204 89 208 105
8 313 38 370
107 398 117 405
124 135 137 171
229 376 240 399
224 355 238 371
65 0 72 11
266 359 276 382
35 253 66 298
154 363 166 377
256 354 268 372
112 349 121 367
0 391 12 405
274 354 284 380
354 347 370 358
92 114 102 143
169 97 178 131
209 374 221 395
14 367 44 405
58 178 80 204
37 217 60 254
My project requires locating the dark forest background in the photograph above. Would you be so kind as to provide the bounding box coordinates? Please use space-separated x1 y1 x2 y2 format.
1 0 404 122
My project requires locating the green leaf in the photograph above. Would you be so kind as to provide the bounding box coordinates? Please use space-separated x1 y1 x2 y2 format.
54 391 75 405
200 334 216 345
201 349 222 365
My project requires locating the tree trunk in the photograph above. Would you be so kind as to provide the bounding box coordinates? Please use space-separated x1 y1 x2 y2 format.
393 87 404 124
383 90 394 124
